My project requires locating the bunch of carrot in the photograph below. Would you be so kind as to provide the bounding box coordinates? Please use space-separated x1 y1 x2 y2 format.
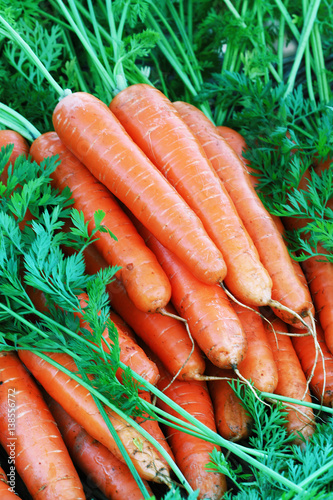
0 78 332 500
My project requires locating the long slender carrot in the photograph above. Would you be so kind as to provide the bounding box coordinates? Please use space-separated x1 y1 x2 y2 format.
18 350 171 483
52 91 226 286
0 465 22 499
0 351 85 500
173 101 314 327
47 396 154 500
206 362 253 442
81 243 206 380
29 131 172 314
0 129 29 184
133 217 247 369
264 317 315 444
155 361 227 499
110 84 272 307
232 303 279 393
291 323 333 407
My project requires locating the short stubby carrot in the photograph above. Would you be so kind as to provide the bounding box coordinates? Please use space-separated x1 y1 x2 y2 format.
82 243 206 380
0 129 29 184
30 131 172 313
18 350 171 484
155 360 227 500
134 218 247 369
173 101 314 326
265 317 315 444
53 92 226 286
47 396 154 500
206 362 253 442
0 351 85 500
110 84 272 307
232 302 279 393
76 294 160 386
0 464 23 499
291 323 333 407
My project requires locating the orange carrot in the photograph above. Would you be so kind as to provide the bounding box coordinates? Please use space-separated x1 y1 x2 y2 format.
291 323 333 407
173 102 314 328
133 218 247 369
206 362 253 442
155 361 227 499
18 350 171 483
82 243 206 380
0 351 85 500
264 317 315 444
0 465 22 499
0 130 29 184
110 84 272 307
77 295 160 386
30 131 172 313
47 396 154 500
52 91 226 286
232 303 279 393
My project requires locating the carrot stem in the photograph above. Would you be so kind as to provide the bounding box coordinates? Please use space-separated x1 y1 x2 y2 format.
0 103 40 141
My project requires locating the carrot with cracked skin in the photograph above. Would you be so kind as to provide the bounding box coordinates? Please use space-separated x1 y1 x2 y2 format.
0 465 23 499
30 131 172 313
173 102 314 328
232 302 279 393
47 396 154 500
110 84 272 307
18 350 171 484
291 323 333 407
0 351 85 500
133 218 247 369
52 92 226 286
82 243 206 381
154 359 227 499
0 129 29 184
206 362 253 442
264 316 315 444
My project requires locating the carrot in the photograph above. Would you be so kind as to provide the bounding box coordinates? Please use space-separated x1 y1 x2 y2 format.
18 350 171 483
29 131 172 314
206 362 253 442
313 156 333 212
0 129 29 184
0 351 85 500
52 91 226 286
47 396 154 500
110 84 272 307
291 323 333 407
133 217 247 369
173 101 314 328
264 317 315 444
82 243 206 381
0 465 22 499
232 302 279 393
155 360 227 499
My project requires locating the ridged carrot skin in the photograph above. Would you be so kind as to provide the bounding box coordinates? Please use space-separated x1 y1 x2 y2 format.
110 84 272 307
206 362 253 442
173 102 314 326
47 397 154 500
265 317 315 444
30 131 172 314
0 130 29 184
53 92 226 286
134 218 247 369
155 361 227 499
18 350 171 484
0 352 85 500
291 324 333 407
82 244 206 380
0 465 23 499
232 303 279 393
